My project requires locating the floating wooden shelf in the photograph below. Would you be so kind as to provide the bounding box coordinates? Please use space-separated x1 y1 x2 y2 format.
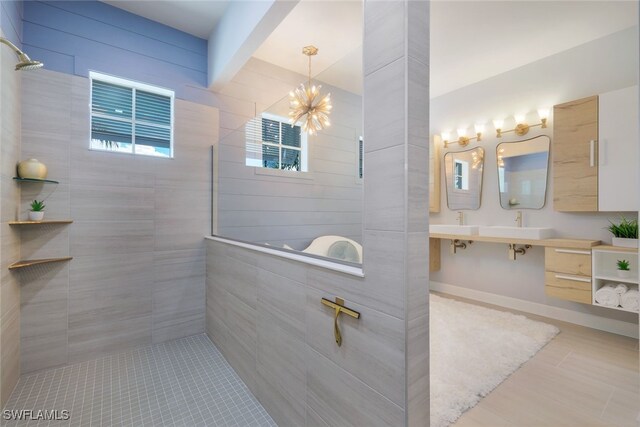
9 257 72 270
9 220 73 225
13 177 59 184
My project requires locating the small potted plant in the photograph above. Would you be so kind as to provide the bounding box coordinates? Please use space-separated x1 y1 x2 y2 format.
28 200 45 221
617 259 631 278
607 217 638 248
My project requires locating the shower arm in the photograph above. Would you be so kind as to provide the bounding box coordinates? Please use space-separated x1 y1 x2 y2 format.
0 37 25 58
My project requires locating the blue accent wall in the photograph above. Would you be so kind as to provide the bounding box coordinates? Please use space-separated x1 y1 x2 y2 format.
503 151 549 172
22 1 215 104
1 1 23 45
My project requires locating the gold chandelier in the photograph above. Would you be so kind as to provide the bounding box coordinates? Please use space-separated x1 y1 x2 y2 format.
289 45 332 135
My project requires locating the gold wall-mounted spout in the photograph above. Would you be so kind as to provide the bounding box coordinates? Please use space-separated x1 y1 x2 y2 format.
321 297 360 347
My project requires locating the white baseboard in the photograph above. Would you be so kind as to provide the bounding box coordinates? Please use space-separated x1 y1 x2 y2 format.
430 281 639 339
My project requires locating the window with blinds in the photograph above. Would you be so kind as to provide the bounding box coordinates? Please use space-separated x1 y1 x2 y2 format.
90 72 174 158
245 113 307 171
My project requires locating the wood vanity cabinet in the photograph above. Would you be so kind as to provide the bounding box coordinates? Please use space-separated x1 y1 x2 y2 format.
553 86 639 212
553 96 599 211
544 247 592 304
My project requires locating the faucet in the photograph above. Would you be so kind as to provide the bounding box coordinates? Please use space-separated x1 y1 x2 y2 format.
457 211 464 226
515 211 522 228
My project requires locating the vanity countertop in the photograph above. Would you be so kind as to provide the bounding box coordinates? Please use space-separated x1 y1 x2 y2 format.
429 233 600 249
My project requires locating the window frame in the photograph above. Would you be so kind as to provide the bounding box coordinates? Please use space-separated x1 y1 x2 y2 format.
250 112 308 172
89 71 175 158
453 159 470 191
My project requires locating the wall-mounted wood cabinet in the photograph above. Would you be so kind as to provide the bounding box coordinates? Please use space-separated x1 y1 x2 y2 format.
553 96 599 211
553 86 639 212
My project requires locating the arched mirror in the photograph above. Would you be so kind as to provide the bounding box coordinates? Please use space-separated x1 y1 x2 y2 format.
444 146 484 210
496 135 551 209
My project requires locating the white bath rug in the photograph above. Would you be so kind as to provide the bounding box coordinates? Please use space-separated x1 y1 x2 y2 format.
430 294 559 427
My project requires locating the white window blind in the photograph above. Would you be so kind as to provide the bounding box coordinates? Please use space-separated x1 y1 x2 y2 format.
90 72 174 158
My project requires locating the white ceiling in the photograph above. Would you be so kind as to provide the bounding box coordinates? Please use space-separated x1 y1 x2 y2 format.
251 0 363 93
102 0 638 97
102 0 230 39
430 1 638 98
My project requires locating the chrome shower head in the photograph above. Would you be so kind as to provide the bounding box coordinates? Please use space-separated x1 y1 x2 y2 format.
0 37 44 71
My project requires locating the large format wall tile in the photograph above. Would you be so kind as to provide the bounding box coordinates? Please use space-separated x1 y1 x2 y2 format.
152 248 206 343
306 347 404 427
20 264 69 372
306 286 405 407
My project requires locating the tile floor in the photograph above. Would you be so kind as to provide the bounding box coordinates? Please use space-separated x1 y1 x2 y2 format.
3 335 276 427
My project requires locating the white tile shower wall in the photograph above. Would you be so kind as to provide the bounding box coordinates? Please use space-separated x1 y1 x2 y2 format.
430 26 639 326
206 1 430 426
215 58 364 250
0 14 23 406
18 69 219 373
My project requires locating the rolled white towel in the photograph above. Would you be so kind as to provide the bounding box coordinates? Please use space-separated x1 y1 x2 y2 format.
620 289 639 312
614 283 629 294
595 284 621 307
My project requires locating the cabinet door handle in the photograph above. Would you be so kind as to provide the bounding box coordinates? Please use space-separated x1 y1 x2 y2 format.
555 274 591 283
554 249 591 255
589 140 596 167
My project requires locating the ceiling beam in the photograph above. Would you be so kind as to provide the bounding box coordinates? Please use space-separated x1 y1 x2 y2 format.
207 0 299 91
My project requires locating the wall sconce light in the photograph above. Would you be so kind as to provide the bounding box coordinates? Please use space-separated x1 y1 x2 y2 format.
442 124 484 148
474 123 485 141
493 119 504 138
495 109 549 138
439 107 549 148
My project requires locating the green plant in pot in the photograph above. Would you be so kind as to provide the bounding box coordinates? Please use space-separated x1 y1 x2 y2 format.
607 217 638 248
616 259 631 279
28 200 45 222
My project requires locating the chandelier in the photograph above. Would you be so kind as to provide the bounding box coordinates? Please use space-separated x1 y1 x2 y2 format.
289 45 332 135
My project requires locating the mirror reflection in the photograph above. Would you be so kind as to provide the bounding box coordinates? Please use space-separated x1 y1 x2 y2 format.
497 135 551 209
444 147 484 210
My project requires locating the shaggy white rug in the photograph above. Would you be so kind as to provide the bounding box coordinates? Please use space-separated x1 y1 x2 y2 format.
430 294 559 427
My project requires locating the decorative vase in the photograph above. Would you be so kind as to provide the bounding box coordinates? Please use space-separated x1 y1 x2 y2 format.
28 211 44 221
617 269 631 279
17 159 48 180
612 237 639 248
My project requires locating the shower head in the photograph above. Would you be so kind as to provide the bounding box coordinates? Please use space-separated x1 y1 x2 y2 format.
0 37 44 71
15 58 44 71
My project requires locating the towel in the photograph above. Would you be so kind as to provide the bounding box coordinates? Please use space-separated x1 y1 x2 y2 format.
594 284 621 307
620 289 639 312
614 283 629 294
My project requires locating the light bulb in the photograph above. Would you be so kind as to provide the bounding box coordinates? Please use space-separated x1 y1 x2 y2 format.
474 123 485 134
537 108 550 120
493 119 504 130
441 131 451 141
457 127 467 138
514 114 526 124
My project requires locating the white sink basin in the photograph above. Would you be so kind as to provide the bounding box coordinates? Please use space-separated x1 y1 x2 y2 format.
429 224 479 236
478 226 554 240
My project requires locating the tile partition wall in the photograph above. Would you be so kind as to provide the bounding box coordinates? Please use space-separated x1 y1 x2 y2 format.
206 1 430 426
0 0 23 408
17 69 218 373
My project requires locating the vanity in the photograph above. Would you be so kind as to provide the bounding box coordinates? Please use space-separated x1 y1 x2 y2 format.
429 87 639 313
